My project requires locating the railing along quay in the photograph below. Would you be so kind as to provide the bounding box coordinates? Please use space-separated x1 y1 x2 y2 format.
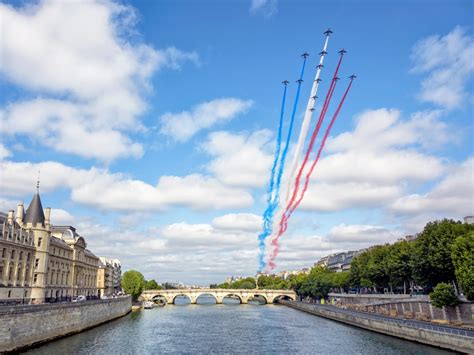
294 302 474 338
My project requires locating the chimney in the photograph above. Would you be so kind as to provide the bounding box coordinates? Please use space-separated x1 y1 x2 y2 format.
44 207 51 227
16 203 24 224
7 210 14 224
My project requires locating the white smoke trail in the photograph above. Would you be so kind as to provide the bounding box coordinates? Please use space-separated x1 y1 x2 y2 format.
284 34 330 206
264 34 330 270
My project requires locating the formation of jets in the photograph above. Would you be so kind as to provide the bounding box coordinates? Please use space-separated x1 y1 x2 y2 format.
280 30 356 88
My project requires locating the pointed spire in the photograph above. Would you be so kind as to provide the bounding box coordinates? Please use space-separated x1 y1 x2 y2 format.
24 178 45 226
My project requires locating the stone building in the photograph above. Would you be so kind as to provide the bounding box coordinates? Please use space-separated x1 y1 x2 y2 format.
51 226 99 299
0 189 101 303
0 210 36 301
97 257 113 298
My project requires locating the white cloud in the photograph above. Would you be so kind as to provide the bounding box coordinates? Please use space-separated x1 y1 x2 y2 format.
0 144 12 160
411 26 474 110
212 213 262 232
294 108 447 212
0 160 253 211
0 0 199 161
203 130 273 187
250 0 278 18
50 209 75 225
391 157 474 220
160 98 253 142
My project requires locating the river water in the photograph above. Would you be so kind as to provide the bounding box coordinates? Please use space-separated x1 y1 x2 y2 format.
24 296 453 354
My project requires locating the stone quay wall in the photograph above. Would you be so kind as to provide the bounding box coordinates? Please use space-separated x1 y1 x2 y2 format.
282 300 474 354
0 296 132 353
327 293 473 324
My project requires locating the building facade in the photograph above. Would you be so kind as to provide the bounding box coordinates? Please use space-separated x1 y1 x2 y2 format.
0 190 103 304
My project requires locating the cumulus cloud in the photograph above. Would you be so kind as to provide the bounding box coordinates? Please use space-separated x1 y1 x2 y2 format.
0 144 12 160
411 26 474 110
0 0 199 162
212 213 262 232
250 0 278 18
203 130 273 187
390 157 474 229
160 98 253 142
0 160 253 211
296 108 448 212
50 209 75 225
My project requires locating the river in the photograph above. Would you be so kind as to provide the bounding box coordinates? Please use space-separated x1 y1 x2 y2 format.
24 296 453 354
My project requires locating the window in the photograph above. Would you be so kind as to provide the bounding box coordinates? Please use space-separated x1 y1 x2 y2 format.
8 290 11 298
8 264 14 281
17 266 22 281
27 253 30 261
35 259 39 269
19 251 23 260
24 290 28 297
25 268 30 283
11 250 15 259
1 248 5 258
50 271 54 284
0 265 3 281
38 238 42 247
33 274 38 283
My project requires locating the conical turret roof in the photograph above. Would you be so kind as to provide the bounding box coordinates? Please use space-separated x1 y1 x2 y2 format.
24 192 45 226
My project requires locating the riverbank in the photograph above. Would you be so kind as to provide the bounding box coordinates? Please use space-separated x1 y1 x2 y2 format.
0 296 132 353
281 300 474 354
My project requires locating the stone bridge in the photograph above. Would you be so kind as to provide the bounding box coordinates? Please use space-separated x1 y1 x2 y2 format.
141 288 296 305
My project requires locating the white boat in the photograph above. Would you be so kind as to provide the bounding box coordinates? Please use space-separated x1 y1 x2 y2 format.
143 301 155 309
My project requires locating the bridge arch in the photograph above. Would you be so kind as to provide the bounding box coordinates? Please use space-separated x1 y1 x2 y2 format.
195 293 218 304
271 294 296 303
249 294 268 304
171 293 192 305
222 293 243 304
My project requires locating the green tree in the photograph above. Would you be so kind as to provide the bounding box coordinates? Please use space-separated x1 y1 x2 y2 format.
331 271 350 293
430 282 458 308
121 270 145 300
451 232 474 300
144 279 160 290
412 219 474 291
385 241 413 293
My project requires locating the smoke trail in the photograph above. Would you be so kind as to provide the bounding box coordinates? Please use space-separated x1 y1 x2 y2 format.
257 82 288 271
257 56 307 271
283 53 344 225
267 77 355 270
283 34 330 207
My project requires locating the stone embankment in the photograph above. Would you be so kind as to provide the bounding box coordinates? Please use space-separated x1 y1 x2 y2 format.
281 300 474 354
327 293 472 324
0 296 132 353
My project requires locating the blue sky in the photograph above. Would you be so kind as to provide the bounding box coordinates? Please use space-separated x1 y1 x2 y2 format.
0 0 472 284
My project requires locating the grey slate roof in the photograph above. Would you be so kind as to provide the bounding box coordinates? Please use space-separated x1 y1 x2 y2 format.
24 193 45 225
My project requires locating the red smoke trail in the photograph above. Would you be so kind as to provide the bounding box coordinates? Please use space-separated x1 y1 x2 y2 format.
267 78 354 270
279 54 344 233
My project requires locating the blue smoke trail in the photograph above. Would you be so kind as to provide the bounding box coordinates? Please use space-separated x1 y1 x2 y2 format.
257 84 287 271
258 57 307 271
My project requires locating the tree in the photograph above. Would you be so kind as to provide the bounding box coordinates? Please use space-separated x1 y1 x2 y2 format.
331 271 350 293
451 232 474 300
430 282 458 308
385 241 413 294
144 279 160 290
412 219 473 292
121 270 145 300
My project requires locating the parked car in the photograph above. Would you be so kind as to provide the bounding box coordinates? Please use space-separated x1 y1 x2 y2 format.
72 295 87 302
